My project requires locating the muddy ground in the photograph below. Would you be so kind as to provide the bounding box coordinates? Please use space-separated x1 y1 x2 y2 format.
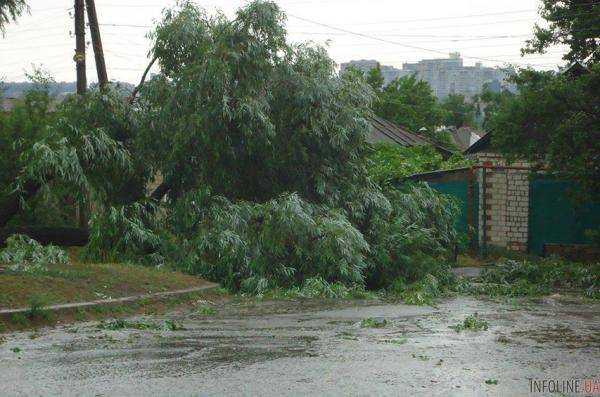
1 295 599 396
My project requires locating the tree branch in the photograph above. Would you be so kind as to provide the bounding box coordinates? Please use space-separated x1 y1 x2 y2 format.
129 54 158 104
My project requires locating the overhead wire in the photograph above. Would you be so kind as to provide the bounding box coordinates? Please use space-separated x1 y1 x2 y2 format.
4 4 579 80
287 13 547 67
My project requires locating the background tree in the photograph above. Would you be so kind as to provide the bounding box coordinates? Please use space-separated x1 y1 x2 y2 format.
490 1 599 197
490 66 600 196
440 94 476 128
373 74 444 133
474 84 515 130
365 65 384 92
523 0 600 64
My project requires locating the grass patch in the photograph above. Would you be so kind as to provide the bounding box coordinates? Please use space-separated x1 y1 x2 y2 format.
26 294 54 322
0 254 211 310
10 313 30 327
451 314 489 332
1 287 228 332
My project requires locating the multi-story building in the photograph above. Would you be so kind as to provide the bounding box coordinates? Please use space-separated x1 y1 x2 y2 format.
341 53 513 99
339 59 411 86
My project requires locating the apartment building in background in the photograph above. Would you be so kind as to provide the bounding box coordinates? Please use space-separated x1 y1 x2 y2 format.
340 53 513 99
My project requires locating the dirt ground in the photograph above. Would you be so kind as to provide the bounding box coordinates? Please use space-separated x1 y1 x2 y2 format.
0 295 599 396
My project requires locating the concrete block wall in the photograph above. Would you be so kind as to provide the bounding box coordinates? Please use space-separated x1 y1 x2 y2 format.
475 153 530 252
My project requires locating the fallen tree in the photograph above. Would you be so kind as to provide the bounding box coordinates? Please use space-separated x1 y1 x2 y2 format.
1 1 460 295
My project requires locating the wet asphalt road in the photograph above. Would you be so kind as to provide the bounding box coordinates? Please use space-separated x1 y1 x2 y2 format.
1 296 599 396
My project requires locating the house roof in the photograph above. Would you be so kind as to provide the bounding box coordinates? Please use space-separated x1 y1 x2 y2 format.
369 115 430 147
464 131 493 154
369 115 455 157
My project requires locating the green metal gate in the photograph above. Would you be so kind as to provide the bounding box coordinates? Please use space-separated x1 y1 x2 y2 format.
529 178 600 255
428 180 471 235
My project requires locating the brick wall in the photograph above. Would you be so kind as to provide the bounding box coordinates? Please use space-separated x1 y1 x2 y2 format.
475 152 530 252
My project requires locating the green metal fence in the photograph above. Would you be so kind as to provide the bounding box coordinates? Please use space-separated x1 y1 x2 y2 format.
529 177 600 255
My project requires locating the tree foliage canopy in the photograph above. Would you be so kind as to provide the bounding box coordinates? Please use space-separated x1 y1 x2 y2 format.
491 2 600 197
440 94 476 128
136 1 374 206
523 0 600 64
371 74 444 133
0 0 27 32
490 66 600 196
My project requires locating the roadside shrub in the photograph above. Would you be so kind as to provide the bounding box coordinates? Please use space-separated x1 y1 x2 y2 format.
176 193 369 292
365 183 459 288
0 234 68 274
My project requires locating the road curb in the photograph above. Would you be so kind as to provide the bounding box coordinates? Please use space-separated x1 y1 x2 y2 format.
0 282 220 321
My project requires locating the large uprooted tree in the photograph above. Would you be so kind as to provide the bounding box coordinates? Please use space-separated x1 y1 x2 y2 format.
0 1 459 293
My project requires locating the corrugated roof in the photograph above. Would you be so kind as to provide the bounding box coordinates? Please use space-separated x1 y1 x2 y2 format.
369 115 455 158
369 115 430 147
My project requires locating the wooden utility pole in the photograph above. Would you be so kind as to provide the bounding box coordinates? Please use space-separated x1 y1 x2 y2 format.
74 0 87 94
85 0 108 88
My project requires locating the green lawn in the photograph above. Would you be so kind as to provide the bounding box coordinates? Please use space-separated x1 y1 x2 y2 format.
0 260 210 310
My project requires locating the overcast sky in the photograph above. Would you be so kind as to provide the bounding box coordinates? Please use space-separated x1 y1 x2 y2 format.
1 0 566 84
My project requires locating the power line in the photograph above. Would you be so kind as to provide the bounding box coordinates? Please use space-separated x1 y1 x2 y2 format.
287 13 548 67
336 9 537 26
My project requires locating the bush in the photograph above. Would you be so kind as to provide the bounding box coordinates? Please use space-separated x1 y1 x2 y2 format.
175 192 369 293
0 234 68 274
